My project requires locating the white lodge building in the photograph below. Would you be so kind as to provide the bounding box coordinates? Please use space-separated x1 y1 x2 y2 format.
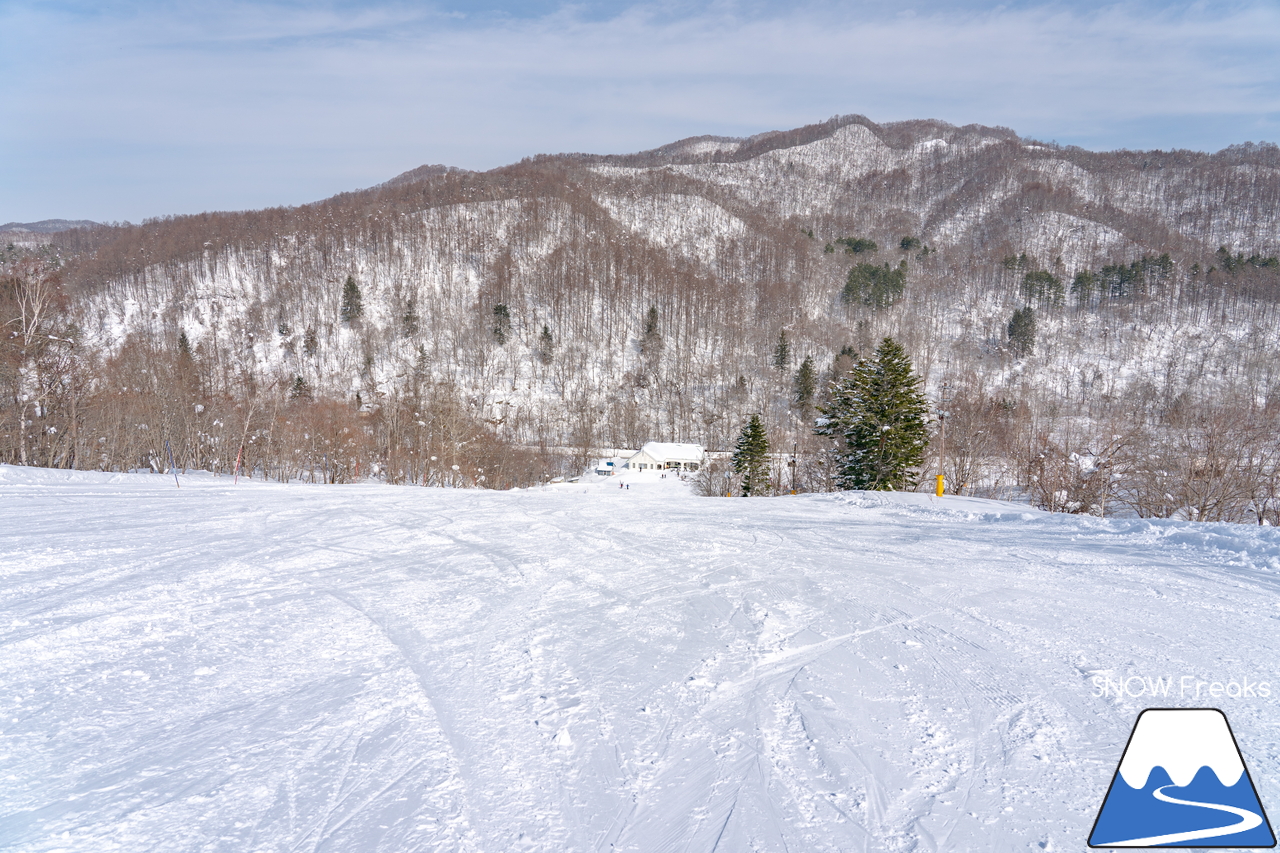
624 442 705 472
593 451 636 477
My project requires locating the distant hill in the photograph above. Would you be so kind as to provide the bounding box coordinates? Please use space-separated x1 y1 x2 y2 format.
5 115 1280 520
378 164 471 189
0 219 100 234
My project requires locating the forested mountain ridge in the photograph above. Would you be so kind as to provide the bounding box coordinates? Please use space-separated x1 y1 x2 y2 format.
0 219 101 236
5 115 1280 520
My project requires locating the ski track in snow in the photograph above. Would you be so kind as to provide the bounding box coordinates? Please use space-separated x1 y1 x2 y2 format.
0 466 1278 852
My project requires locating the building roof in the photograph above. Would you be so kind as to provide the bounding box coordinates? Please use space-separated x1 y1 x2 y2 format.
634 442 705 462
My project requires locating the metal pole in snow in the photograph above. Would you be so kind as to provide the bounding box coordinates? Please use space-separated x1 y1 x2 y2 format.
783 438 793 491
936 381 950 498
165 440 180 488
936 410 946 498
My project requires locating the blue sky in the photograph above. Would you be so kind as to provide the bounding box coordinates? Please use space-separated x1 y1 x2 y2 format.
2 0 1278 223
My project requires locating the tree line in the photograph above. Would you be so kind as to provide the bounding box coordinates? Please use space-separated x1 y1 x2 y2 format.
4 116 1279 523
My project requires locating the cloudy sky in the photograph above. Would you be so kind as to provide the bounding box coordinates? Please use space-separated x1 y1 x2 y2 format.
2 0 1278 223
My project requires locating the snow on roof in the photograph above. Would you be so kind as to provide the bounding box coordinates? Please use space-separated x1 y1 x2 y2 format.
635 442 705 461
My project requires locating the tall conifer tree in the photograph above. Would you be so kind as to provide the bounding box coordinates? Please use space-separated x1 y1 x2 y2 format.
773 330 791 370
794 355 817 408
493 304 511 345
340 275 363 324
733 414 771 496
641 306 663 359
538 324 555 365
815 337 928 490
1008 307 1036 356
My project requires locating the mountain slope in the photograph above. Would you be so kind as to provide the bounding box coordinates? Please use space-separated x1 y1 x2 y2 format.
5 116 1280 514
0 220 100 234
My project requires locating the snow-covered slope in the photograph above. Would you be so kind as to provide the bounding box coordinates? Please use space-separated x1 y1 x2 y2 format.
32 115 1276 481
2 465 1277 851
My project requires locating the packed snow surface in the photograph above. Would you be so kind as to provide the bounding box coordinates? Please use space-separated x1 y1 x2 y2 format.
2 465 1278 852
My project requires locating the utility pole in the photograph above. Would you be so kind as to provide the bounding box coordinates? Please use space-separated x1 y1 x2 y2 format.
936 380 952 497
790 442 798 494
935 411 946 496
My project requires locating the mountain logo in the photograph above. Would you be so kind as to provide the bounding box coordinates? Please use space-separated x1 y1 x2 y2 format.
1089 708 1275 848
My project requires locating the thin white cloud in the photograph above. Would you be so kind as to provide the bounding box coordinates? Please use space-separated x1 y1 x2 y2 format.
2 1 1277 220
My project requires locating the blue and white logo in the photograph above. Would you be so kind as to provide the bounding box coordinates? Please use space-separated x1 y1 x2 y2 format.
1090 708 1275 847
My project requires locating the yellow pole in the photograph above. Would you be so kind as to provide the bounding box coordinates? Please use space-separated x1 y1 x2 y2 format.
936 389 947 497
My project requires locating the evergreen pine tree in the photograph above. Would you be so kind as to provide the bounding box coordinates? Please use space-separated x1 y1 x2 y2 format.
733 414 771 496
773 330 791 370
843 261 907 307
815 337 929 491
340 275 363 324
401 301 420 337
289 376 312 401
794 355 817 408
176 329 198 396
1008 307 1036 356
1071 271 1098 306
412 345 429 397
641 305 663 358
493 303 511 345
1020 270 1063 306
538 324 555 365
836 237 878 254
